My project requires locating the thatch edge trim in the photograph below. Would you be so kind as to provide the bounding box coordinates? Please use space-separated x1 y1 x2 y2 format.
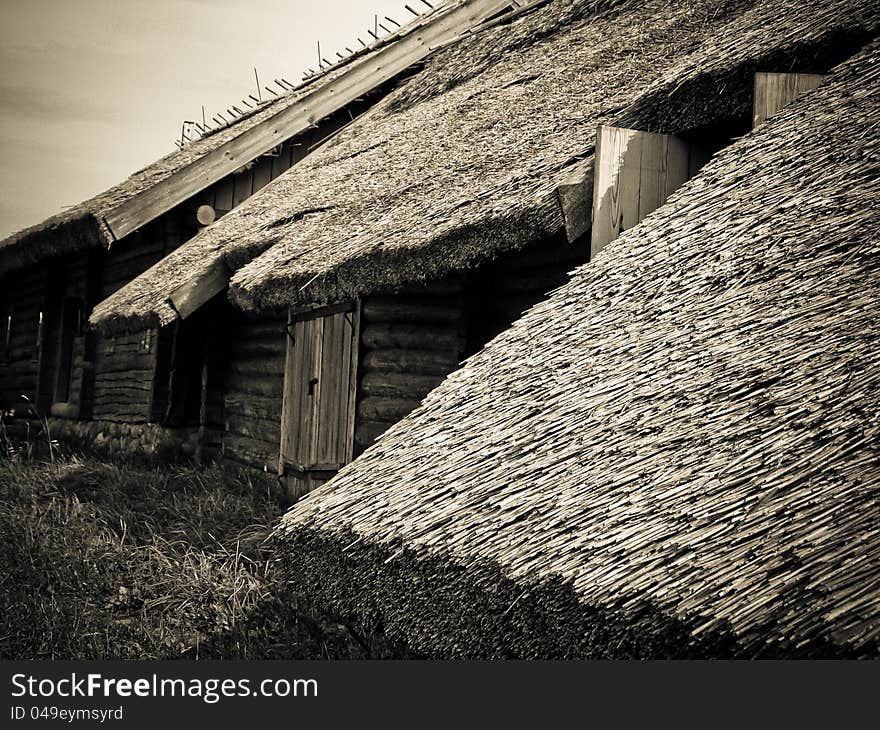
0 212 107 278
228 192 564 311
277 527 875 658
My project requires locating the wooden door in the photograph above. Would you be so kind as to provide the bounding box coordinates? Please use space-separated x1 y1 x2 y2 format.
280 302 360 499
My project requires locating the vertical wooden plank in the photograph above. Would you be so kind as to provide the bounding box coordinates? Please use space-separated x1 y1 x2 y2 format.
252 157 273 194
591 125 698 258
294 319 312 467
279 310 298 471
638 133 663 222
343 301 360 464
753 72 826 127
270 144 288 180
214 175 234 214
315 312 340 465
664 135 691 202
591 126 641 257
616 129 642 240
232 169 254 209
305 316 323 467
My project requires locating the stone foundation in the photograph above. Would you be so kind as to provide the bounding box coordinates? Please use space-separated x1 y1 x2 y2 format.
44 418 202 463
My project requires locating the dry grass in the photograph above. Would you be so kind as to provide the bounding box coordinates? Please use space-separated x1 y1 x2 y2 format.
0 454 393 659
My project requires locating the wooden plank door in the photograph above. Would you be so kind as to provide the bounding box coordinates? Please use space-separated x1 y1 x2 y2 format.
591 125 708 258
280 302 360 499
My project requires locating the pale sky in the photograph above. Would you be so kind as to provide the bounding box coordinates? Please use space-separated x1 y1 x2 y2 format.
0 0 410 238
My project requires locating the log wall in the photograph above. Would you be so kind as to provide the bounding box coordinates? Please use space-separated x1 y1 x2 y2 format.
350 238 589 458
91 329 158 423
465 233 588 353
222 310 287 472
356 280 467 456
0 265 47 411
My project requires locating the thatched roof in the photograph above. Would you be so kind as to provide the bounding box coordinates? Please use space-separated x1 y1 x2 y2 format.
88 0 879 334
276 43 880 658
0 0 450 279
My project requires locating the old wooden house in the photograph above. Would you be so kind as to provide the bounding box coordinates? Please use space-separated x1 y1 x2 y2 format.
275 37 880 658
1 0 517 454
86 0 873 499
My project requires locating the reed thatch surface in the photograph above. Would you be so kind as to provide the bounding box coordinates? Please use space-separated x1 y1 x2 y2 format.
276 44 880 658
89 0 879 335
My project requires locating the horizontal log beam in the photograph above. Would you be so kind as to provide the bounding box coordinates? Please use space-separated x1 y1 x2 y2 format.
362 298 463 324
357 396 421 422
223 433 278 471
224 394 283 422
226 372 283 397
167 258 229 321
360 371 445 399
227 355 286 376
354 419 392 450
361 348 460 376
361 323 465 352
225 414 280 445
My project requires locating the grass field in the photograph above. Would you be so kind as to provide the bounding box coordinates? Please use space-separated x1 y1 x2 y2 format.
0 450 378 659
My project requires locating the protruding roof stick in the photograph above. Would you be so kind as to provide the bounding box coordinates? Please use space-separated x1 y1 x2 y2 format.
405 5 420 16
265 86 278 96
385 15 401 27
254 67 262 101
318 40 323 68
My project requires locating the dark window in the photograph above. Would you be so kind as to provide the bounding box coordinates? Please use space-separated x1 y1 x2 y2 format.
54 298 83 403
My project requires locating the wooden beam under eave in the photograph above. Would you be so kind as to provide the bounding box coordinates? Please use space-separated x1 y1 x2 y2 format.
103 0 514 242
167 259 229 321
556 161 593 244
753 72 826 127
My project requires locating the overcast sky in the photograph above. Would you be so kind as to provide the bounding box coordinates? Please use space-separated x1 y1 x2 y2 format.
0 0 410 238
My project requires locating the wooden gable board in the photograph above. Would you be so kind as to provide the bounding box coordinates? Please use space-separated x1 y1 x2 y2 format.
753 72 826 127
